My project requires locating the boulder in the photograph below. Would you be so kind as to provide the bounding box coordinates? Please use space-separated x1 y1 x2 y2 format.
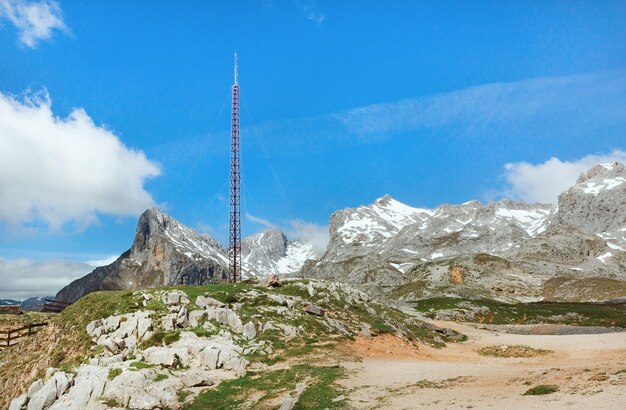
101 369 160 410
242 321 256 340
196 347 221 369
179 369 214 387
303 303 324 316
8 395 27 410
143 347 190 367
161 314 177 331
27 372 72 410
161 290 190 306
188 310 207 328
177 307 189 327
195 295 225 309
267 294 295 308
27 379 44 398
275 323 299 339
48 366 108 410
266 274 282 287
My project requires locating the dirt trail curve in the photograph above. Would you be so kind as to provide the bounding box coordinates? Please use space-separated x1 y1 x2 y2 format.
340 321 626 409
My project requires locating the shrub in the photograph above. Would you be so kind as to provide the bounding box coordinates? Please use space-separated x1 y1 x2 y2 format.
524 385 558 395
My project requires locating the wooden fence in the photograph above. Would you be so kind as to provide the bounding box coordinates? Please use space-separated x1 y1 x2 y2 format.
42 298 71 313
0 322 48 348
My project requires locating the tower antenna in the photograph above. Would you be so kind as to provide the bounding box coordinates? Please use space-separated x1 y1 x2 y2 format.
229 53 241 283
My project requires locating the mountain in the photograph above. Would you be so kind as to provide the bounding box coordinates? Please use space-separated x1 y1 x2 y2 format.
20 296 53 311
57 209 314 302
301 163 626 302
551 162 626 249
241 229 316 276
57 162 626 304
0 297 52 311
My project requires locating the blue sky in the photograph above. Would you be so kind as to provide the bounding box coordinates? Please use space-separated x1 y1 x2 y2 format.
1 1 626 297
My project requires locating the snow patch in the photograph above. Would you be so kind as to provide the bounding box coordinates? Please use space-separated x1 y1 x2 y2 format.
579 177 626 195
430 252 444 260
596 252 613 263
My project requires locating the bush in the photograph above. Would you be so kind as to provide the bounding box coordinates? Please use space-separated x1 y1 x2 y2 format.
523 385 558 395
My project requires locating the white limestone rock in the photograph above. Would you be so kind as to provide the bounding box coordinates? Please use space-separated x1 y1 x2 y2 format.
8 395 27 410
242 321 256 340
161 290 190 306
195 295 225 309
48 366 108 410
27 372 73 410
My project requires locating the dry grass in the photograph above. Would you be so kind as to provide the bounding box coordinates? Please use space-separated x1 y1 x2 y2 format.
477 345 552 358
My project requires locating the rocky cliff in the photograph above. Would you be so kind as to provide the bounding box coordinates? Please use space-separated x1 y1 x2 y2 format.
57 209 229 302
57 209 315 303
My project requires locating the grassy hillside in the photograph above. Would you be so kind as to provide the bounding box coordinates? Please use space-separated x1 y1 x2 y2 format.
1 279 455 409
411 297 626 327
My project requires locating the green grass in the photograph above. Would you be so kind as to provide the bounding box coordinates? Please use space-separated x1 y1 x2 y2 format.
177 390 193 402
184 365 345 410
473 253 510 267
139 329 181 348
523 385 559 395
129 361 156 370
101 398 126 408
388 280 428 299
411 297 626 327
107 368 122 380
154 373 169 382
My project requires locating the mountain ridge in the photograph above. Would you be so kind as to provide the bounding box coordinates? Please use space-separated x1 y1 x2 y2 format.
57 162 626 304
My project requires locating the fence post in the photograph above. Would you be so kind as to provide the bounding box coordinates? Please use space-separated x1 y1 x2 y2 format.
7 330 11 347
28 323 32 336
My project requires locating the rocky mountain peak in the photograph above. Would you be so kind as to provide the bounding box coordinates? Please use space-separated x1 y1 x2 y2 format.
576 162 625 185
242 229 288 262
552 161 626 235
241 228 316 276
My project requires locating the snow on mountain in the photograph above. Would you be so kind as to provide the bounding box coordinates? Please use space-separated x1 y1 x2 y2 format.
241 229 316 276
325 194 554 263
275 241 316 273
577 176 626 195
552 162 626 245
303 162 626 304
334 195 433 246
493 203 553 237
150 209 229 266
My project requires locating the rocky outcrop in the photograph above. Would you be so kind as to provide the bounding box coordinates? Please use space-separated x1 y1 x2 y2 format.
9 289 253 410
551 162 626 245
57 210 317 303
11 279 453 410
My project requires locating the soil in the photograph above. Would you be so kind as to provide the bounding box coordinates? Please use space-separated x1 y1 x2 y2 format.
339 321 626 409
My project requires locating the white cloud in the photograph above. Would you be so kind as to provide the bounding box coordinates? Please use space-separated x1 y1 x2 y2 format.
335 71 626 141
285 219 329 257
0 0 67 47
0 257 90 299
0 91 161 231
85 255 118 267
299 0 324 24
158 71 626 159
502 149 626 204
245 212 275 229
246 213 329 256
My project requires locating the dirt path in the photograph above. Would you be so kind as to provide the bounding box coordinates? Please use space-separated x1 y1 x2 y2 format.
339 321 626 409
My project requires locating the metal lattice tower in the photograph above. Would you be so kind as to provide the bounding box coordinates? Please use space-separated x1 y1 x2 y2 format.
229 53 241 283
